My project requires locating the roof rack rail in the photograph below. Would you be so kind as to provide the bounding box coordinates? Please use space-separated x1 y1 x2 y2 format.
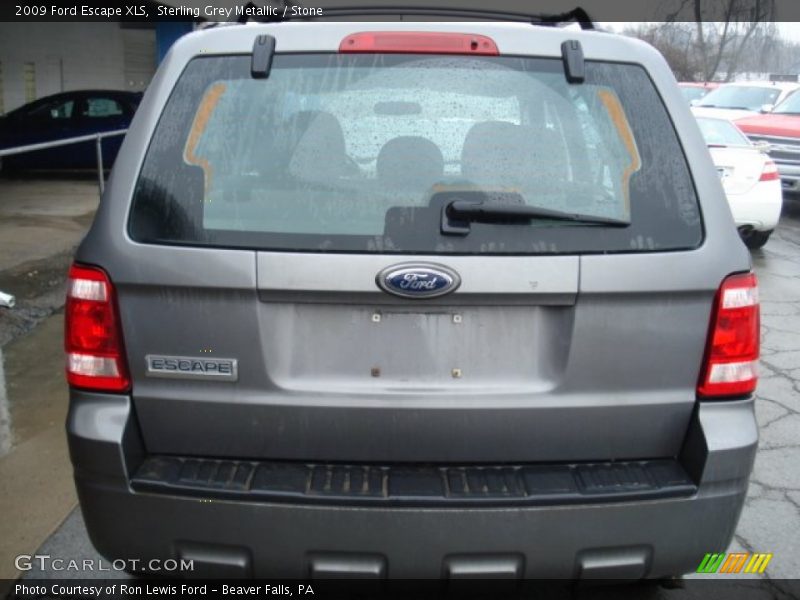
235 3 595 30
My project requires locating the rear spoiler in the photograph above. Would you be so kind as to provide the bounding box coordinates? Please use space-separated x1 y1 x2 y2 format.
233 2 595 29
243 2 590 83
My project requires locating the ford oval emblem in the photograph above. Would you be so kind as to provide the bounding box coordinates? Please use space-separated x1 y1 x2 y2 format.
376 263 461 299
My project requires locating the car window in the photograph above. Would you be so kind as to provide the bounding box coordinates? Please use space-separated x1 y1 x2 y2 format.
84 97 124 118
772 90 800 114
326 89 521 176
696 118 750 146
680 87 708 103
23 98 75 121
130 54 701 254
699 86 782 110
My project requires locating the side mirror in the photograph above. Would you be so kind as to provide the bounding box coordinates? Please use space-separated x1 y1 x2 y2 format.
690 99 701 107
753 140 771 153
760 104 774 114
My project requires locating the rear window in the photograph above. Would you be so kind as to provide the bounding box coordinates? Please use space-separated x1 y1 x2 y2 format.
129 54 701 254
679 86 709 103
696 117 750 147
698 85 782 111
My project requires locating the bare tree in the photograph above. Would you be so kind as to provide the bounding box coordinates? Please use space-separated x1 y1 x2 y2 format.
624 0 780 82
624 23 698 80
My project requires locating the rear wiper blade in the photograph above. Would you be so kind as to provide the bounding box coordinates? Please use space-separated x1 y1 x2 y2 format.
442 199 629 235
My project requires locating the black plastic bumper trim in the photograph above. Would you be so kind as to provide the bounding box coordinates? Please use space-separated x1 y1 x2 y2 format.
131 457 696 507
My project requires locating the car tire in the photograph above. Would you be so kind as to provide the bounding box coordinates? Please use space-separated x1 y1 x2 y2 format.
742 229 772 250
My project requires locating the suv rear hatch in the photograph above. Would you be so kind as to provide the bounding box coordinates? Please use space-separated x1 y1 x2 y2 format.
110 29 714 464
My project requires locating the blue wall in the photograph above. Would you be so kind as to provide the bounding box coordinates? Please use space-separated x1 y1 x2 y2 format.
156 22 194 63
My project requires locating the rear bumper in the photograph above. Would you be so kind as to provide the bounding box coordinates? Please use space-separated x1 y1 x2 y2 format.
775 161 800 191
67 391 758 579
728 180 783 231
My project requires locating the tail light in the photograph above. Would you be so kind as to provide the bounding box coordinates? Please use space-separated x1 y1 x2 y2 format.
339 32 499 55
65 264 130 392
697 272 759 398
759 159 779 181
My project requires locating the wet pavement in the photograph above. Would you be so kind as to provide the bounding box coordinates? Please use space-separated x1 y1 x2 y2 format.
729 198 800 590
0 180 799 597
0 176 98 273
0 176 98 347
0 314 76 586
0 176 97 588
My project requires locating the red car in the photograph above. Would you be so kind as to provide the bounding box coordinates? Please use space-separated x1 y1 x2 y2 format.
737 92 800 193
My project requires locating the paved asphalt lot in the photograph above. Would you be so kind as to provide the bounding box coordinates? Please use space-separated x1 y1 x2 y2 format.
3 185 800 599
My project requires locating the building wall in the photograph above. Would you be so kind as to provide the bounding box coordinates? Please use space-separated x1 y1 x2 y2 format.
0 23 155 114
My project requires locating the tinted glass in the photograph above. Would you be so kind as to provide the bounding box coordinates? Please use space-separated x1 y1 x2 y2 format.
680 86 709 103
696 118 750 146
772 91 800 114
699 86 782 111
130 54 702 254
84 97 124 118
21 98 74 121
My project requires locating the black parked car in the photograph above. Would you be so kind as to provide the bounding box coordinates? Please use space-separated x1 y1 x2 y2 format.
0 90 141 172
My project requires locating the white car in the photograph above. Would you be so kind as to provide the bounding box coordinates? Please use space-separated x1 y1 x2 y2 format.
697 116 782 248
692 81 800 121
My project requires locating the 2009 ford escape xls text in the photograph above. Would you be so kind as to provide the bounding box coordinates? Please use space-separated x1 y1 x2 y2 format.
65 15 760 579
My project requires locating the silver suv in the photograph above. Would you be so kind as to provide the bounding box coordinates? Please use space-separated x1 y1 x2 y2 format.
66 16 759 580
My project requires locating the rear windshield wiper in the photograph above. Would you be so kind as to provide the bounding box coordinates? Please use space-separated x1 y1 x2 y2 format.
442 199 630 235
